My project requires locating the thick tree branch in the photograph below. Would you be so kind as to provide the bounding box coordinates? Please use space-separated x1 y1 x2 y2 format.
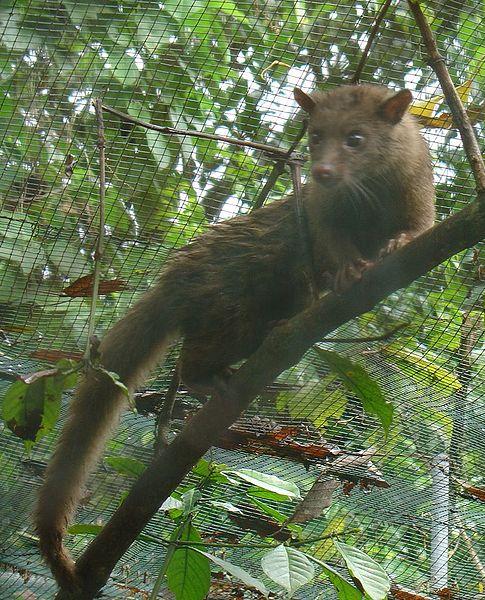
58 194 485 599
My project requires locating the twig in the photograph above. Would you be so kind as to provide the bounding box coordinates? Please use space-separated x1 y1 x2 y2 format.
251 161 286 211
154 361 181 452
84 100 106 361
461 529 485 580
102 104 302 162
137 528 359 550
252 119 308 211
149 516 189 600
352 0 393 84
450 313 477 481
320 322 408 344
408 0 485 192
291 158 318 300
455 516 485 581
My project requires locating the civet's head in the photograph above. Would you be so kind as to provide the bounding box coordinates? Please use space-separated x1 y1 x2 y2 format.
294 85 415 189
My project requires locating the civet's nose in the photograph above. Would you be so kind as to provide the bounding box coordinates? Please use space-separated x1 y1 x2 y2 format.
312 162 338 182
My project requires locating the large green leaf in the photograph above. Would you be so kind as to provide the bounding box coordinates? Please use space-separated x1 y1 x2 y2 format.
166 522 210 600
334 541 390 600
105 456 146 478
316 559 363 600
2 361 78 443
136 9 180 51
107 52 141 86
314 349 393 435
146 129 172 171
223 468 301 499
0 5 42 51
382 343 461 394
0 206 46 273
196 550 268 596
68 524 104 536
249 497 289 525
261 545 315 597
277 375 348 430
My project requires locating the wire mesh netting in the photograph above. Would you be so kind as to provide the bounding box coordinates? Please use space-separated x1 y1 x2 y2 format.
0 0 484 598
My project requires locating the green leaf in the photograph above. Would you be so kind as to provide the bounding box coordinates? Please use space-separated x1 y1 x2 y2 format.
136 9 180 52
105 456 146 478
96 368 129 398
0 6 42 51
191 458 229 482
314 349 393 435
68 524 104 536
249 498 289 525
181 488 202 515
160 496 184 511
2 364 78 443
209 500 242 513
261 545 315 597
382 343 461 393
106 50 141 86
2 380 41 441
46 239 88 278
0 211 47 274
127 101 152 122
277 375 348 430
104 13 138 47
63 0 106 25
166 522 210 600
146 129 172 170
195 550 268 596
246 487 289 502
318 561 363 600
55 360 80 389
223 469 301 499
334 541 390 600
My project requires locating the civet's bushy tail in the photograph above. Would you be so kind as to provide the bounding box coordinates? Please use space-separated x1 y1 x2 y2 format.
34 284 178 592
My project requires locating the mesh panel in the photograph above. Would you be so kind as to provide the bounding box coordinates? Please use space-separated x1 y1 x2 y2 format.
0 0 484 598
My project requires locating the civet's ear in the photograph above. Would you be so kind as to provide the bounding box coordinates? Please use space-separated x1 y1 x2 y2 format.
379 89 413 124
294 88 316 113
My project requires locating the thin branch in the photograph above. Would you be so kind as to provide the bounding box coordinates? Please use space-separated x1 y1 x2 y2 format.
455 516 485 581
291 158 318 300
252 119 308 211
408 0 485 192
101 104 302 162
84 100 106 361
137 529 359 550
149 516 188 600
461 528 485 580
320 322 408 344
352 0 393 84
251 161 286 211
154 361 181 452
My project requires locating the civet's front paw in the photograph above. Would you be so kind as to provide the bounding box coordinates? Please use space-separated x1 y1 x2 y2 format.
379 232 414 258
334 258 373 294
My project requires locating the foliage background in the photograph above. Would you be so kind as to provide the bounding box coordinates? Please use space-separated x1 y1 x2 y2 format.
0 0 484 597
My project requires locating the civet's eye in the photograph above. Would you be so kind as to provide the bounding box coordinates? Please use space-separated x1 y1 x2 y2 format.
309 131 322 145
345 131 365 148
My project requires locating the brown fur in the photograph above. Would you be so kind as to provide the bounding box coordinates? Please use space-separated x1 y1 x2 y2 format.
35 85 435 593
